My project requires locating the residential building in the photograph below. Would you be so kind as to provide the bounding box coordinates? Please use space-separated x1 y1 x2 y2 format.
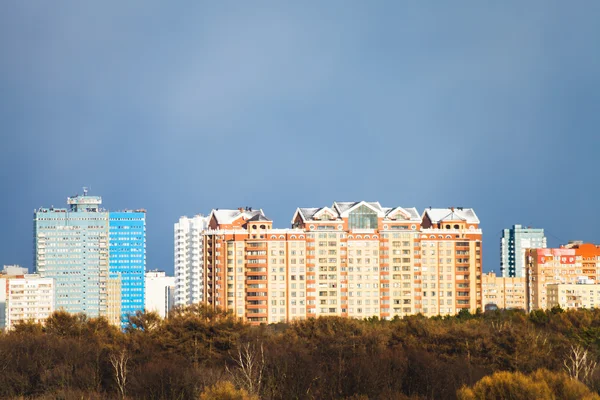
200 202 483 324
145 270 175 318
34 192 109 317
109 210 146 325
525 243 600 311
501 225 546 278
547 280 600 310
482 272 526 310
420 207 483 315
0 274 54 330
174 215 210 306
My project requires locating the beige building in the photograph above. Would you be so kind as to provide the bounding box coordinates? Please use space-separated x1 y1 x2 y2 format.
0 274 54 330
107 276 121 326
547 281 600 310
201 202 483 325
482 272 526 310
526 247 588 311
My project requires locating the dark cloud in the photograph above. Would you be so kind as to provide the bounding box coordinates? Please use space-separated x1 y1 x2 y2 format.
1 2 599 273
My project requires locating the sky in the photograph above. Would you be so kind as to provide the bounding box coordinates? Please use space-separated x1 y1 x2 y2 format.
1 2 599 275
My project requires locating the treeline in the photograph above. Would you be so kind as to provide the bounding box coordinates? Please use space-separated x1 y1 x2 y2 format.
2 306 600 399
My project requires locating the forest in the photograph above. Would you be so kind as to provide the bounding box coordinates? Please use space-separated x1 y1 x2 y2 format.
2 306 600 399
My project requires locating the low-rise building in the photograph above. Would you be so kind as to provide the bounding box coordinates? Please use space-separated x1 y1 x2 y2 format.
482 272 526 310
145 270 175 318
547 279 600 310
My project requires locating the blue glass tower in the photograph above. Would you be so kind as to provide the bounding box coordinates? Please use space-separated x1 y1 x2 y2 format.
109 211 146 326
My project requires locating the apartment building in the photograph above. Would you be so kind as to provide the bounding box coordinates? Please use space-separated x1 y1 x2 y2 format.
200 202 483 324
500 224 546 277
547 280 600 310
174 215 210 306
482 272 526 310
0 274 54 330
525 243 600 311
420 208 483 314
145 270 175 318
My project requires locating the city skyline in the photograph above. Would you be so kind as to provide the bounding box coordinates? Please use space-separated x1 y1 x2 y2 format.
1 2 599 275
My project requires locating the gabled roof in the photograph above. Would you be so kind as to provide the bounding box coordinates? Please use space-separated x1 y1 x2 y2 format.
383 206 421 221
333 201 385 217
210 208 267 225
293 207 322 222
422 208 480 224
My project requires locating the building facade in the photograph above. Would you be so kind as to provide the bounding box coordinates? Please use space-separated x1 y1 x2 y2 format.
481 272 526 310
0 274 54 330
109 211 146 325
525 243 600 311
34 193 109 317
501 224 546 278
145 270 175 318
546 281 600 310
200 202 483 324
34 191 146 325
174 215 210 306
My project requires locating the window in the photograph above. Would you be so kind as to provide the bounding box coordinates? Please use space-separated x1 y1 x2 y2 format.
348 205 378 230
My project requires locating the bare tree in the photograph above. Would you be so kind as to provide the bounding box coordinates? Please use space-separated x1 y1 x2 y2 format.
110 349 130 399
226 341 265 396
564 344 597 384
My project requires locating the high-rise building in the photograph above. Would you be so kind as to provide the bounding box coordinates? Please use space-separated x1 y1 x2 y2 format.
145 270 175 318
420 207 483 314
34 190 146 325
109 210 146 325
0 273 54 330
526 243 600 311
200 202 483 324
501 224 546 277
174 215 210 306
34 193 109 317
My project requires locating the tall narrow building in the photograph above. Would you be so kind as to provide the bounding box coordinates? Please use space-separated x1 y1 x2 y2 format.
34 193 109 317
420 207 483 315
500 224 546 277
174 215 210 306
109 210 146 325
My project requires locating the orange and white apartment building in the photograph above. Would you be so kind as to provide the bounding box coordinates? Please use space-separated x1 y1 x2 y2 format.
526 242 600 311
187 202 483 324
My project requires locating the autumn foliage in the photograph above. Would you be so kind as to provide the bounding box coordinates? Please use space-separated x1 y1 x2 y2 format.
2 306 600 399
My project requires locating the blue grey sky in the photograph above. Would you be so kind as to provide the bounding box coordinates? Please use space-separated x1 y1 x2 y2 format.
1 2 599 274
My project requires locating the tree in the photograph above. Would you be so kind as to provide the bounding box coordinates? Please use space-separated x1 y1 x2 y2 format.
564 344 598 384
109 349 130 399
226 342 265 396
457 369 600 400
199 381 258 400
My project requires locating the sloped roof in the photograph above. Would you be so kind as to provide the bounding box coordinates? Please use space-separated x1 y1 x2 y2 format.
248 214 271 222
211 209 267 225
296 208 322 221
383 207 421 221
333 201 383 215
423 208 480 224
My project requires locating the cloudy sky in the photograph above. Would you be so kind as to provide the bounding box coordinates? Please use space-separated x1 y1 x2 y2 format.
1 2 599 274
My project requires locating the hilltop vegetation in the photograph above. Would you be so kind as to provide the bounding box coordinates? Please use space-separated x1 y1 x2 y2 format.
2 306 600 399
